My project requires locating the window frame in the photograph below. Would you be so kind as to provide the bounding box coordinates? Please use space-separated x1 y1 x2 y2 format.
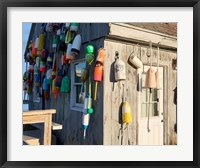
70 58 86 112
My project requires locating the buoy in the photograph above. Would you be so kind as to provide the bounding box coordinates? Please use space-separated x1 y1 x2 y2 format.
82 113 90 140
46 54 53 67
122 101 132 124
46 23 53 33
60 76 70 93
32 40 37 57
60 30 66 42
66 43 73 60
65 23 70 29
34 64 39 75
46 68 52 84
35 73 41 87
122 84 132 124
145 67 156 89
51 53 57 80
34 38 39 49
86 44 95 65
65 30 75 44
63 52 69 64
83 94 93 114
37 33 45 56
56 29 61 36
55 69 63 87
114 52 126 81
70 23 79 32
28 64 34 71
93 63 103 100
122 84 132 145
39 60 46 72
66 43 72 56
52 35 59 49
145 42 156 89
96 48 105 64
41 49 48 61
52 78 59 99
129 45 143 69
43 77 49 91
71 34 81 57
36 57 40 68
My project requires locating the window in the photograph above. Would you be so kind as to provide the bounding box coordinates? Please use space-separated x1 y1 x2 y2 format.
70 59 86 112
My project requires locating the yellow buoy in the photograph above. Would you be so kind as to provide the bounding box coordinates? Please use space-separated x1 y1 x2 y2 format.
122 101 132 124
37 33 45 56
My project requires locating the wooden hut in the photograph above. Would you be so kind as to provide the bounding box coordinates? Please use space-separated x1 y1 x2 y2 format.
23 23 177 145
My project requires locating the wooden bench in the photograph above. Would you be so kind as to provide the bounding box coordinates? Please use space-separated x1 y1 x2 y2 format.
23 109 56 145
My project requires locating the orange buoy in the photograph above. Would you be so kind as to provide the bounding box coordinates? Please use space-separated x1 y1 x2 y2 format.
145 66 156 89
93 63 103 100
96 48 105 64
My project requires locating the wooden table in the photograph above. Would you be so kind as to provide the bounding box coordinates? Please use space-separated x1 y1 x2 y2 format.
23 109 56 145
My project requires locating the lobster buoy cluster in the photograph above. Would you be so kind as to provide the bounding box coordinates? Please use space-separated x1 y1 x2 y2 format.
23 23 80 109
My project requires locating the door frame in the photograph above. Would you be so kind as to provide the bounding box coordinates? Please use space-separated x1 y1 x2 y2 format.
137 64 169 145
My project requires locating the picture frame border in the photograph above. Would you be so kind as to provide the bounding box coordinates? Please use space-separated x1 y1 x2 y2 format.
0 0 199 167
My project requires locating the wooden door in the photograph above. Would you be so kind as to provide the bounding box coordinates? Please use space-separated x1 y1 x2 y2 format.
138 65 164 145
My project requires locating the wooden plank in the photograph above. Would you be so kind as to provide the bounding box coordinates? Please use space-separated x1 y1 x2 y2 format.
109 23 177 49
52 122 62 130
23 115 46 124
103 40 127 145
43 114 52 145
103 40 112 145
23 130 41 145
23 109 56 116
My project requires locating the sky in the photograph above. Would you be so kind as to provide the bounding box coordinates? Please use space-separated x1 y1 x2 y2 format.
22 23 32 110
22 23 32 73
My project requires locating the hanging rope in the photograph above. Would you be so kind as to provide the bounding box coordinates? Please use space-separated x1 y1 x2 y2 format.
147 41 153 133
147 88 151 132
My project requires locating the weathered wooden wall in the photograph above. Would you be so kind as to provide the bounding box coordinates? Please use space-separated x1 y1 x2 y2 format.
28 23 107 145
103 37 177 145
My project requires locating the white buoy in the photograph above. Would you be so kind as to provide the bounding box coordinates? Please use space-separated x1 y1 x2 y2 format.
129 55 143 69
65 23 70 29
70 23 79 32
129 45 143 69
34 38 39 49
71 34 81 55
82 113 90 139
56 29 61 36
114 57 126 81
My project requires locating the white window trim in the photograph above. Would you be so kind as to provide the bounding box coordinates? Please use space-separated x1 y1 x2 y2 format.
70 58 86 112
